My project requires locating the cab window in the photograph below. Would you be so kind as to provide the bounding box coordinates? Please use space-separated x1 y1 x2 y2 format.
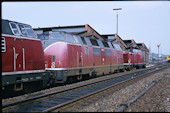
9 22 20 35
18 24 27 36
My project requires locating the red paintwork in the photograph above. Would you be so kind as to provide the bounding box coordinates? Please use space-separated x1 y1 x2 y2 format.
2 35 45 73
123 51 131 63
44 42 123 69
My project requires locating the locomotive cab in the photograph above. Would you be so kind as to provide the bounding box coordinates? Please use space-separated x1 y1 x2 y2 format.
2 19 46 92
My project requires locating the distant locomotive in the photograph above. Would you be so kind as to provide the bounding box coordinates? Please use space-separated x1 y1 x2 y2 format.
123 47 146 70
1 19 49 92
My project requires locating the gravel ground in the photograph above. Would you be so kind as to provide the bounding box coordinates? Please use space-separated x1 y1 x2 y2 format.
125 71 170 112
74 66 170 112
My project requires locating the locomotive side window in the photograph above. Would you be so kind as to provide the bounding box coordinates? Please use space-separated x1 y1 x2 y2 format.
80 37 87 45
105 49 111 56
24 25 36 37
1 37 6 52
18 24 27 36
93 48 101 56
9 22 20 35
89 39 99 46
114 50 116 56
85 47 89 56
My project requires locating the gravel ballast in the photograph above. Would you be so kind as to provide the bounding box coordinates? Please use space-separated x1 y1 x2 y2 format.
75 66 170 112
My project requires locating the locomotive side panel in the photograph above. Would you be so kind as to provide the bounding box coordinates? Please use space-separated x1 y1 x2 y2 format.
2 36 15 72
23 39 45 71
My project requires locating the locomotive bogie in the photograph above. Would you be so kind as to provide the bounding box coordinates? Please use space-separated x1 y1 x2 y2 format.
2 71 46 91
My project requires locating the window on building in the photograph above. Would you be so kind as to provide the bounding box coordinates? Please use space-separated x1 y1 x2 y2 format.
102 41 110 48
97 40 104 48
80 37 87 45
111 43 115 49
85 37 92 46
90 38 99 46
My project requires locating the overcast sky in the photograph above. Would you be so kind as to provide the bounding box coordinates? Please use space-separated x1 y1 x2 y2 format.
2 1 170 55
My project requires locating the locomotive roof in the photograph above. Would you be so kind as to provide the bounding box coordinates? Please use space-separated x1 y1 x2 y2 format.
2 19 37 38
2 19 31 26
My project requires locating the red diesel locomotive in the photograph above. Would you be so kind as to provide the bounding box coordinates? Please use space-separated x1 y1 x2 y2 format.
1 19 49 92
123 47 146 69
38 31 125 84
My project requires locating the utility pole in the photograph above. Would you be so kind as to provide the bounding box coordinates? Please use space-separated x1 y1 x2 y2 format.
113 8 122 44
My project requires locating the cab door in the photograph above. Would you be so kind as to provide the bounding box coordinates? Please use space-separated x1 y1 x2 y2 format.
101 48 105 65
14 38 24 71
77 45 83 67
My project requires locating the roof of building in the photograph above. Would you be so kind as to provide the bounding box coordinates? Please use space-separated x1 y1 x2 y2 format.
137 43 149 51
33 24 105 40
123 39 139 49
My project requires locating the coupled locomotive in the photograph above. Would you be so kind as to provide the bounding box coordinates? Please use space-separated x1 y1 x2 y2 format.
39 31 125 84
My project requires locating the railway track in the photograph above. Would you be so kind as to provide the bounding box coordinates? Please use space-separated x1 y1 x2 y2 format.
2 64 169 112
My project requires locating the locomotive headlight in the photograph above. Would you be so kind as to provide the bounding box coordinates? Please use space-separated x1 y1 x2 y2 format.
51 56 56 68
51 62 55 68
